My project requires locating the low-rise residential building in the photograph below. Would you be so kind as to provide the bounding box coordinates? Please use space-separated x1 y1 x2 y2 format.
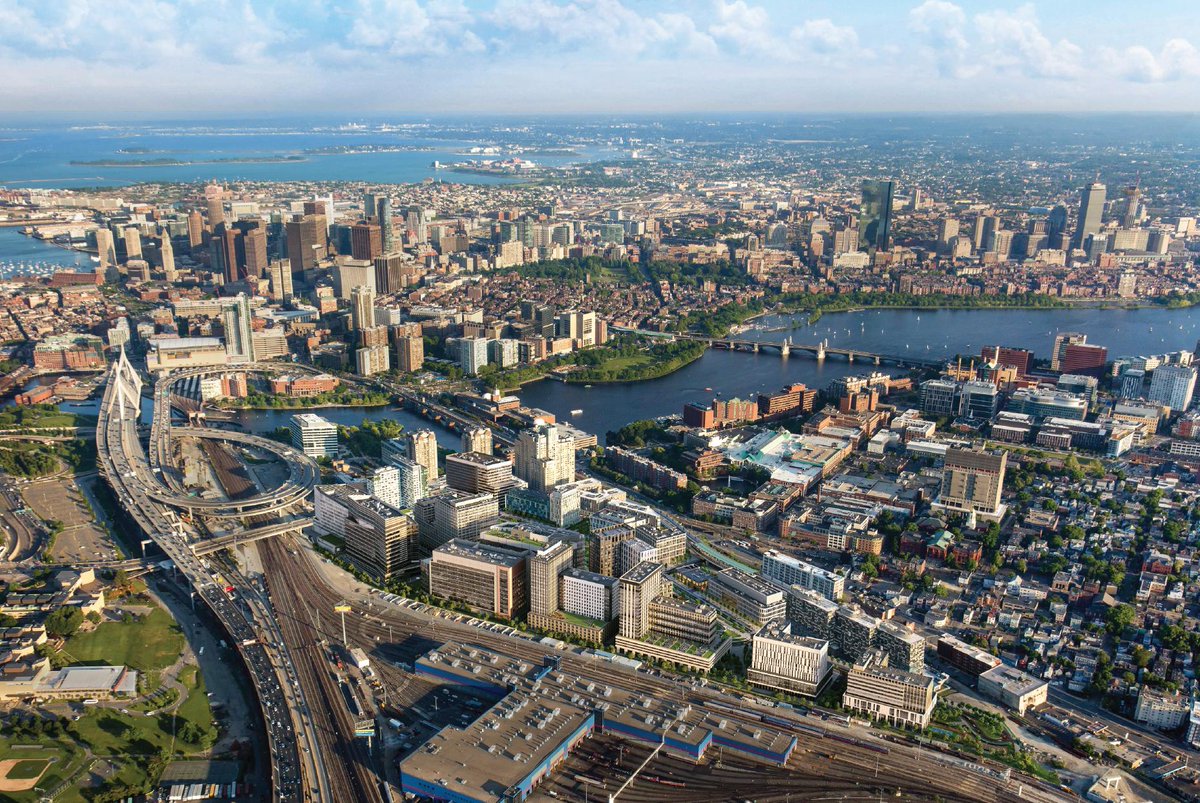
977 664 1049 715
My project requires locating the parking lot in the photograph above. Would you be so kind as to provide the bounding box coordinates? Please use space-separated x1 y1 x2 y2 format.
21 475 119 563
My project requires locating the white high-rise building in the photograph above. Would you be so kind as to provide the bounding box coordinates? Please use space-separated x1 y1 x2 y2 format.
1148 364 1197 412
369 465 402 509
393 456 427 508
290 413 337 458
405 430 439 480
747 620 831 698
514 422 576 493
761 551 844 601
458 337 488 375
350 285 375 331
222 293 254 362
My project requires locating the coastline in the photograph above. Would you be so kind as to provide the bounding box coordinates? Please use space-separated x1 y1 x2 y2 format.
562 348 705 385
746 296 1199 332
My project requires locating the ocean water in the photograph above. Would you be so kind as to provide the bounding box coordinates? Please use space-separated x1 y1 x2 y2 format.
0 121 610 188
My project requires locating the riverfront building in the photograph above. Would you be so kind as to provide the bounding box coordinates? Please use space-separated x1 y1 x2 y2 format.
290 413 337 459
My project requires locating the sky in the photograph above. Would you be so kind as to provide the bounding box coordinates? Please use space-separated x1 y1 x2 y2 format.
1 0 1199 118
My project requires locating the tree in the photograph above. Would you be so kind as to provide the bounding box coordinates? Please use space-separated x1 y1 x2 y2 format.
1131 645 1153 669
1105 604 1135 637
45 606 84 638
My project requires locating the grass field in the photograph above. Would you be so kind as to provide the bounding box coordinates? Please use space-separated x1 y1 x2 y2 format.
0 598 218 802
0 744 85 802
6 758 50 780
589 353 651 372
175 665 216 744
62 606 184 679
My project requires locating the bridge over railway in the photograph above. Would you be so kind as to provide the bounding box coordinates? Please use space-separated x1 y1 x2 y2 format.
192 518 313 556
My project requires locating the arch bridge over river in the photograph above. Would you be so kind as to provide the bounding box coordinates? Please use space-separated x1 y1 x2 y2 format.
612 326 944 369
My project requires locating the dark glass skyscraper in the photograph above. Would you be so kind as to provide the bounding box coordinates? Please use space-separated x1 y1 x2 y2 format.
858 180 894 251
1072 181 1105 249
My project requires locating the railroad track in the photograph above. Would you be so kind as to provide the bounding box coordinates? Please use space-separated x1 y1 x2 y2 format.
260 538 384 803
256 541 1070 802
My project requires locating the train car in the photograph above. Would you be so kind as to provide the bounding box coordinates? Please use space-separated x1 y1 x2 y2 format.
645 775 686 788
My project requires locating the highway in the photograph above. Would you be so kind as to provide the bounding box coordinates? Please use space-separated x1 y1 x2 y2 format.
95 350 311 803
145 366 319 516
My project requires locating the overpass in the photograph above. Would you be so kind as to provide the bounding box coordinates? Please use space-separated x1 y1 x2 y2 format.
192 518 313 557
95 349 313 803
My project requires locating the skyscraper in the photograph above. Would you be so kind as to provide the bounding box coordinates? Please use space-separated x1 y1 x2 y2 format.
241 225 268 278
462 427 493 455
936 447 1007 522
1047 204 1069 238
458 337 488 375
857 180 894 251
290 413 337 458
123 226 142 260
406 430 439 480
514 422 576 493
187 210 204 249
369 465 402 509
1148 364 1197 412
1072 182 1106 250
159 228 176 283
286 213 327 274
1051 332 1088 372
350 285 375 331
1121 184 1142 228
213 223 243 284
392 330 424 373
528 541 574 618
94 228 116 269
374 253 408 294
222 294 254 362
268 260 293 301
350 222 383 260
392 456 428 508
206 196 225 230
377 196 395 253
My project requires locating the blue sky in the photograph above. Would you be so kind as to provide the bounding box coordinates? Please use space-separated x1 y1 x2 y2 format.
1 0 1198 116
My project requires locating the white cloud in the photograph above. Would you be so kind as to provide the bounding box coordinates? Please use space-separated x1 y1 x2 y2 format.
790 19 860 56
487 0 716 56
908 0 972 78
350 0 481 57
1108 38 1200 82
708 0 775 53
974 4 1082 79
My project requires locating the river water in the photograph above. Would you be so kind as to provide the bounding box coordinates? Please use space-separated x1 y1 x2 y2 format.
519 305 1200 440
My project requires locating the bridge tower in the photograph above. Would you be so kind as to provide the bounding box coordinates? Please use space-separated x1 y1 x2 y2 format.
874 355 881 366
848 352 854 363
816 339 826 362
779 339 790 358
752 342 759 353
